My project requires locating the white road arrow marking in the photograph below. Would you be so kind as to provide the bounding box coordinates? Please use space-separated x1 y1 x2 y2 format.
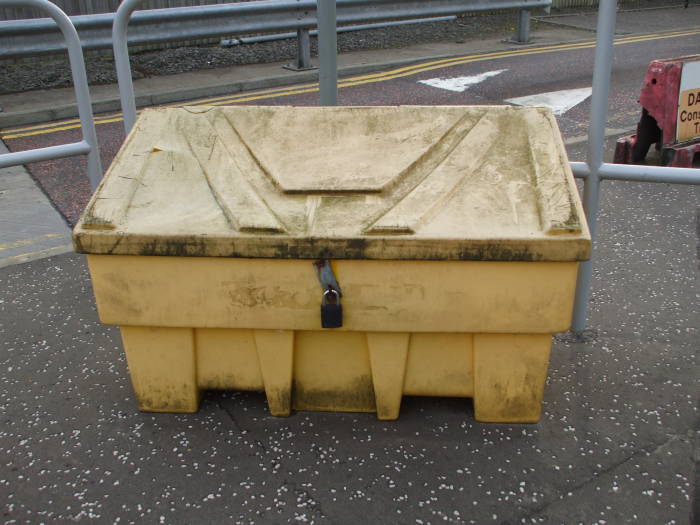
418 69 508 92
505 87 593 116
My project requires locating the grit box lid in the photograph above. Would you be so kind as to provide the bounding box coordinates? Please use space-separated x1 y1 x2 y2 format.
73 105 590 261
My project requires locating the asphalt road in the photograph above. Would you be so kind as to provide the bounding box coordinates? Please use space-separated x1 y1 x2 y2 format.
3 27 700 225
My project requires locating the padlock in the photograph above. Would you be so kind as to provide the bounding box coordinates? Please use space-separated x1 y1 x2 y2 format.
321 288 343 329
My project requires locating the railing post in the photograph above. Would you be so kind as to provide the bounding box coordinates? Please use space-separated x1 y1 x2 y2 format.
113 0 144 135
284 28 315 71
317 0 338 106
515 9 530 43
297 28 313 69
571 1 618 333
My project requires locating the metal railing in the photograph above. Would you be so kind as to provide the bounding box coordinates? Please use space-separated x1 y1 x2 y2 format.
0 0 550 60
0 0 102 190
2 1 656 20
566 1 700 332
219 15 457 46
223 15 459 70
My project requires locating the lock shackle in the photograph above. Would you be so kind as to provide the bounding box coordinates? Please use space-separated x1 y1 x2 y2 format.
322 288 339 304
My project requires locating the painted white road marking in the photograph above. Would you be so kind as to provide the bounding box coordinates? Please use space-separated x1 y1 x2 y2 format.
418 70 507 92
505 87 592 115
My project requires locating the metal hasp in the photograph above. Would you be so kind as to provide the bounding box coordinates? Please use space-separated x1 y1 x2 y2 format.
614 55 700 168
314 259 342 297
316 259 343 328
0 0 102 190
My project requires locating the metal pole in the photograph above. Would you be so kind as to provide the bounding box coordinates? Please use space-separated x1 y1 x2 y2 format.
113 0 143 134
599 162 700 185
298 28 312 69
0 141 91 169
516 9 530 43
62 13 103 190
571 0 617 333
283 28 315 70
317 0 338 105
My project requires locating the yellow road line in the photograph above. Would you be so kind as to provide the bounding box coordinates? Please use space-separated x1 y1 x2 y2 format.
0 244 73 267
3 28 699 140
0 233 68 252
4 117 125 139
184 81 321 106
4 111 123 133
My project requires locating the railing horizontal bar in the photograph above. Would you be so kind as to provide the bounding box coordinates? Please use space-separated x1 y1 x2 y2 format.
0 141 91 169
599 162 700 184
3 24 311 55
0 1 309 33
0 12 113 34
569 161 700 184
569 161 589 179
222 16 456 46
2 0 551 30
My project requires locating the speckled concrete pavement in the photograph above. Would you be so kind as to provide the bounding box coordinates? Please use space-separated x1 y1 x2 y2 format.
0 135 697 524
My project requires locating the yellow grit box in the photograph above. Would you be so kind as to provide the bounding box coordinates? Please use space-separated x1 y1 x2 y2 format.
73 105 590 423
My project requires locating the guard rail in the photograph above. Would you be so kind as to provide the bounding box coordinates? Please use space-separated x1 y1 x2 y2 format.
0 0 552 60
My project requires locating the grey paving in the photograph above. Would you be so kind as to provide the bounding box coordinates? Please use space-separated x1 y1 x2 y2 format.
0 138 697 524
0 142 72 269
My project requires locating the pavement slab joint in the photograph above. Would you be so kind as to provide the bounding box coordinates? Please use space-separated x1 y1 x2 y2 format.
519 433 693 522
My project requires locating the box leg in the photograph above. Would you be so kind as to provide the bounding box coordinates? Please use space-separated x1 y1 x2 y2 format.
367 332 409 420
254 330 294 416
473 334 551 423
120 326 200 413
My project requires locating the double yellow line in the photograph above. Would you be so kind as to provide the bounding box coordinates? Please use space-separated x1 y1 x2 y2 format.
3 27 699 140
